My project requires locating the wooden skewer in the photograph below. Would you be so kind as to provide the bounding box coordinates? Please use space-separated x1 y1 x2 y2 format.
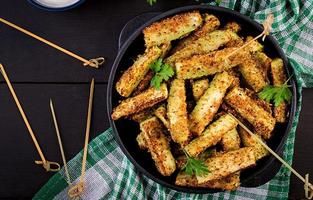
0 64 60 171
49 99 72 185
68 78 95 198
225 14 274 59
228 113 313 199
0 18 104 68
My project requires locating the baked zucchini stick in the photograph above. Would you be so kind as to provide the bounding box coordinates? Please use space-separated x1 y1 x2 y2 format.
130 108 154 122
167 79 191 146
191 79 209 101
221 128 241 152
225 87 276 139
220 127 241 188
196 147 256 184
175 47 247 79
271 58 288 123
223 21 241 33
140 117 176 176
166 30 240 65
116 46 162 97
189 72 234 136
154 105 170 129
143 11 202 47
239 53 268 92
185 114 238 157
245 36 264 52
132 70 154 96
111 84 168 120
172 14 220 53
254 52 272 82
136 132 147 150
238 127 269 160
175 172 240 190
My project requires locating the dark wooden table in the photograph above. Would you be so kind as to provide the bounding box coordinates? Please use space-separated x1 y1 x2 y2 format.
0 0 311 199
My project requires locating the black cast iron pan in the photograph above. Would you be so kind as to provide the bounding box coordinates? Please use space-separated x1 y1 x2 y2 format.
107 5 297 193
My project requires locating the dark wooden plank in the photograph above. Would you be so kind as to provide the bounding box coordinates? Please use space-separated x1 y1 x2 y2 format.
289 88 313 199
0 0 193 83
0 83 109 198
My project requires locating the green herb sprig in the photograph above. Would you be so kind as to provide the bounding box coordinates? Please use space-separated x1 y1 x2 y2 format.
147 0 157 6
149 58 174 89
258 77 292 107
182 150 210 177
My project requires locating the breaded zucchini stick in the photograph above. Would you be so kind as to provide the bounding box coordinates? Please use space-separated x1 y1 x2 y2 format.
223 21 241 33
191 79 210 101
221 128 241 151
189 72 234 136
175 172 240 190
271 58 288 123
143 11 202 47
253 52 272 82
239 53 268 92
245 36 264 52
166 30 240 65
225 87 276 139
167 79 191 146
154 105 170 129
132 70 154 96
175 47 247 79
130 108 154 122
172 14 220 53
136 132 147 150
111 84 168 120
116 45 162 97
185 114 238 157
196 147 256 184
238 127 269 160
140 117 176 176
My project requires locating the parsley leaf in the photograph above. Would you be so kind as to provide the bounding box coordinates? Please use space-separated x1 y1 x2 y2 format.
258 81 292 107
215 0 222 5
147 0 157 6
149 59 174 89
182 150 210 177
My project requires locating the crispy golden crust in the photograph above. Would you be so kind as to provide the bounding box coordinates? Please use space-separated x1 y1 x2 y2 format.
245 36 264 52
116 46 162 97
154 105 170 129
167 79 191 146
189 72 234 136
140 117 176 176
166 30 240 66
253 52 272 82
271 58 288 123
136 132 148 150
112 84 168 120
196 147 255 184
175 172 240 190
223 21 241 33
238 127 269 160
221 129 241 151
143 11 202 47
132 70 154 96
185 114 238 157
129 108 154 122
172 14 220 53
239 53 268 92
191 79 210 101
175 47 248 79
225 87 276 139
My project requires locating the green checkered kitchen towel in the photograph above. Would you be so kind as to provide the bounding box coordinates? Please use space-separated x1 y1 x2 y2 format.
34 0 313 199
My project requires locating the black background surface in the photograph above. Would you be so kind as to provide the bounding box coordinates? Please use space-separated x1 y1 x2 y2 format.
0 0 311 199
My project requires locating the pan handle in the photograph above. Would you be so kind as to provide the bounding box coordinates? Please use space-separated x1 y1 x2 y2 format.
118 12 161 50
